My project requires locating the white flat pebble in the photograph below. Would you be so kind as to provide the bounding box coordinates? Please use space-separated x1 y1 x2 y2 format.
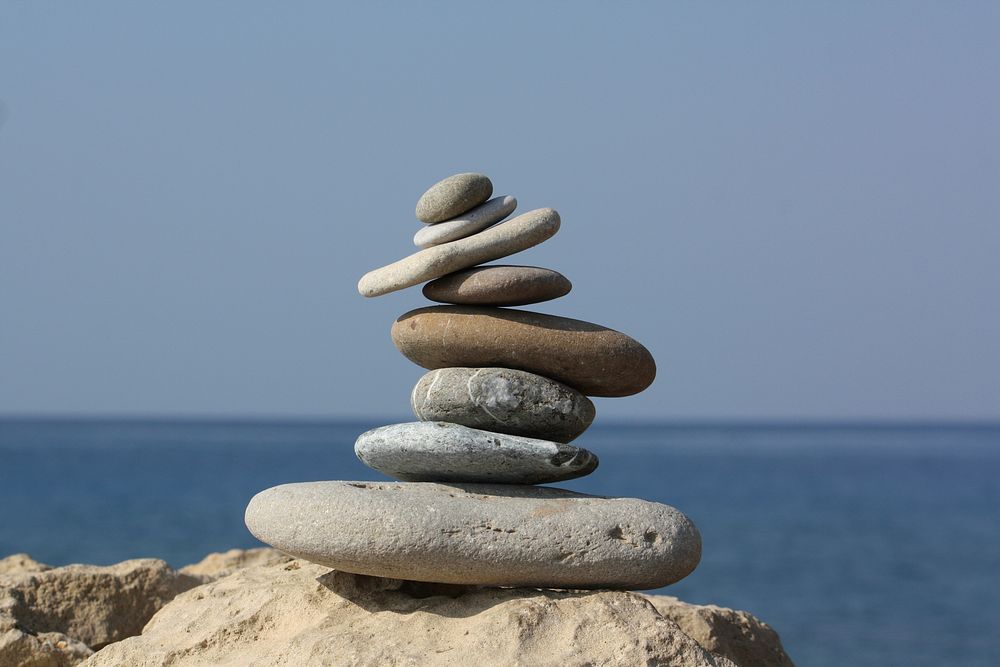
413 196 517 248
358 208 559 298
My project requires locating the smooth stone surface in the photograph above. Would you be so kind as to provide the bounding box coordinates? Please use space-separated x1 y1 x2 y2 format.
413 195 517 248
392 306 656 397
422 265 572 306
359 209 560 297
354 421 598 484
244 481 702 589
411 367 595 442
415 173 493 223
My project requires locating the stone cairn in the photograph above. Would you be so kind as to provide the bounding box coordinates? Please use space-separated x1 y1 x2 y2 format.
246 173 702 589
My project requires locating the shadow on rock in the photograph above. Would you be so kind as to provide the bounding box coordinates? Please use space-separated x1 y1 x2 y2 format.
318 569 622 619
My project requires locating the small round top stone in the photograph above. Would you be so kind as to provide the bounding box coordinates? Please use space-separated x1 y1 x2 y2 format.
416 173 493 223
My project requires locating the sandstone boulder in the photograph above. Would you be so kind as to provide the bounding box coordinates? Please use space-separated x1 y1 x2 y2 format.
0 559 199 653
0 554 51 577
0 620 92 667
179 547 292 584
0 549 307 666
86 560 794 666
650 597 796 667
1 554 91 666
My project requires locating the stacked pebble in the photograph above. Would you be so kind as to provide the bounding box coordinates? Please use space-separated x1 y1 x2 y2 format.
245 173 702 590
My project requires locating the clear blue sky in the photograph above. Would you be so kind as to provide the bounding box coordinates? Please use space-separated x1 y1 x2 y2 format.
1 2 998 421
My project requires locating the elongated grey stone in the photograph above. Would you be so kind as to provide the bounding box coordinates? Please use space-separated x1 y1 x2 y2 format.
412 368 595 442
244 481 702 589
422 265 572 306
413 195 517 248
358 208 560 298
416 173 493 223
355 421 598 484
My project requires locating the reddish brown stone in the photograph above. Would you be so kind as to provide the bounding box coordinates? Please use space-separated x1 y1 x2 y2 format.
391 306 656 397
422 265 572 306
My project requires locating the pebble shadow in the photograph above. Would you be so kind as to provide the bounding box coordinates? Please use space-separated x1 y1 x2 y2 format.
317 570 600 619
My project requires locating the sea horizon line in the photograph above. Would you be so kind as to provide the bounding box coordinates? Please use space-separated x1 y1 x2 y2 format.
1 413 998 431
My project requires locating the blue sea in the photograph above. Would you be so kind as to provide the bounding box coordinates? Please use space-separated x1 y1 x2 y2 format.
1 419 998 666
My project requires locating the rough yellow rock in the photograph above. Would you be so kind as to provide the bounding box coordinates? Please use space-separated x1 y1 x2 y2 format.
85 560 794 667
1 557 202 666
650 596 796 667
179 547 292 583
0 554 51 576
1 559 198 652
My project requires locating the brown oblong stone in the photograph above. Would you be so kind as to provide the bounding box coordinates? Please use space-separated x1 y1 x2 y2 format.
422 265 572 307
391 306 656 397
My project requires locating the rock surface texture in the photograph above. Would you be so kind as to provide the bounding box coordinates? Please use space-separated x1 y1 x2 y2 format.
0 624 92 667
245 481 700 589
422 264 572 306
178 547 293 584
416 172 493 223
84 559 794 667
411 367 595 442
358 208 560 297
414 195 517 248
355 421 598 484
0 554 51 576
1 558 201 666
650 597 796 667
392 306 657 397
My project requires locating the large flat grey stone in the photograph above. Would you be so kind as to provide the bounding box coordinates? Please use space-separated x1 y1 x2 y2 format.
358 208 559 298
411 368 595 442
413 195 517 248
355 421 598 484
244 481 701 589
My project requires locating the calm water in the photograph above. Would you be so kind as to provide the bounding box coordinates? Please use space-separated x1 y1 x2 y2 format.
1 419 998 666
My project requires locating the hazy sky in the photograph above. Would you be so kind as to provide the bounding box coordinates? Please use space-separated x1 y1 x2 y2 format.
1 3 998 421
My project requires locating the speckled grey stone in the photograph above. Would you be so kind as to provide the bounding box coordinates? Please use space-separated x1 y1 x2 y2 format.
358 209 560 298
355 421 597 484
244 481 702 589
422 265 572 306
411 368 595 442
413 195 517 248
415 173 493 223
